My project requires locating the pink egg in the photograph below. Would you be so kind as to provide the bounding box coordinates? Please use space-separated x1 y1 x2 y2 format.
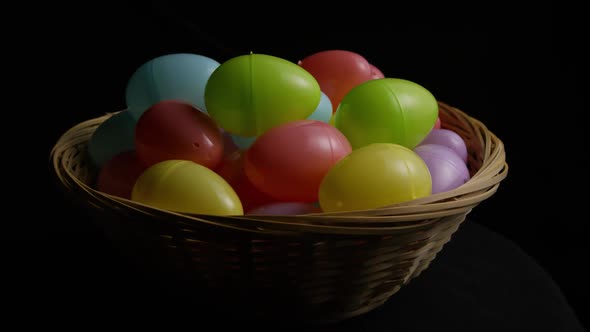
246 202 321 216
434 117 441 129
414 144 470 194
418 128 468 163
369 63 385 79
245 120 352 202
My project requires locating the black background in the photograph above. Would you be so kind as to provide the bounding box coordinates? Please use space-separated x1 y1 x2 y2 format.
32 0 587 328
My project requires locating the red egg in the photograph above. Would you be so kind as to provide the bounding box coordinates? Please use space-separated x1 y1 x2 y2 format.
299 50 373 113
244 120 352 202
135 100 223 169
215 149 275 212
96 150 147 199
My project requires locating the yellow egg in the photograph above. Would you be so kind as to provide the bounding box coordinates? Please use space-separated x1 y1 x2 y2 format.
131 160 243 215
318 143 432 213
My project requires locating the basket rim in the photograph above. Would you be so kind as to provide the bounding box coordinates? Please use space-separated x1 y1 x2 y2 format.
49 101 508 235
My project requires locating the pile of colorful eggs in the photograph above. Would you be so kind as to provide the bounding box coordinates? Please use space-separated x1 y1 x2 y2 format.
88 50 470 216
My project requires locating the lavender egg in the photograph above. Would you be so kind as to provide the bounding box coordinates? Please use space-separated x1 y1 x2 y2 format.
418 128 468 163
414 144 470 194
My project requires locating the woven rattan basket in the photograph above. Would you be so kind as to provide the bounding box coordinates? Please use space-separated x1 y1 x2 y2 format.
50 101 507 323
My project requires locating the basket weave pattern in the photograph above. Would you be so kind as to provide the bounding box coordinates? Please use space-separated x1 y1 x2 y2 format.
50 101 507 322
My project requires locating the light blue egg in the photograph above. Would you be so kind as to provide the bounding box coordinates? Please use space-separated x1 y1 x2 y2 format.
231 134 257 150
307 91 332 123
125 53 220 120
87 111 136 167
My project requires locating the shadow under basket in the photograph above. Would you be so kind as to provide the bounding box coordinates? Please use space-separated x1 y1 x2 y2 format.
50 101 508 323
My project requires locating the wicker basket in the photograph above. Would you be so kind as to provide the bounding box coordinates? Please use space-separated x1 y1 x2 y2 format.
49 101 508 323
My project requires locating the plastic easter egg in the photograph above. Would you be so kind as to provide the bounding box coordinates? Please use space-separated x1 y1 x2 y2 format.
229 90 333 150
135 100 223 169
96 150 147 199
299 50 373 113
369 63 385 79
245 120 352 202
307 91 332 123
88 111 136 168
434 117 442 129
335 78 438 150
319 143 432 213
231 134 257 150
125 53 220 119
418 128 468 163
132 160 243 215
204 53 321 137
215 149 275 212
414 144 470 194
246 202 321 216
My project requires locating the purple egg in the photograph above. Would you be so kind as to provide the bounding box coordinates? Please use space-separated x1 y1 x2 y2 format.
246 202 321 216
418 128 468 163
414 144 471 194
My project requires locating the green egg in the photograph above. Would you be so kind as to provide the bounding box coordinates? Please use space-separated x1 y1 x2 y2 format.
204 53 321 137
335 78 438 149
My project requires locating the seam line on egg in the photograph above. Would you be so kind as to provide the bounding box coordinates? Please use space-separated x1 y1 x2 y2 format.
401 158 418 200
155 160 188 203
384 82 405 145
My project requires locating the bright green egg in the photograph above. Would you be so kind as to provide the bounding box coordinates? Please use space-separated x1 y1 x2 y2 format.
335 78 438 149
204 53 321 137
